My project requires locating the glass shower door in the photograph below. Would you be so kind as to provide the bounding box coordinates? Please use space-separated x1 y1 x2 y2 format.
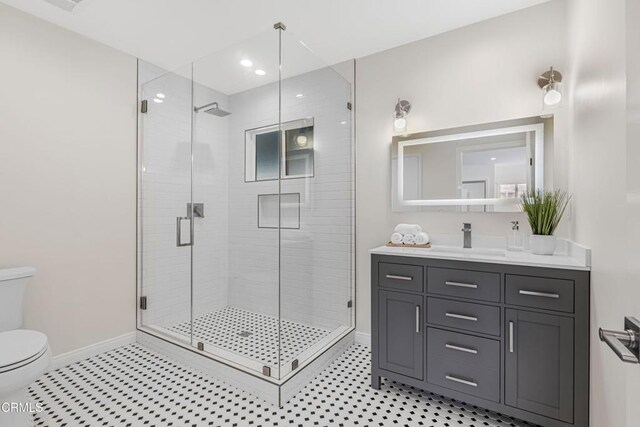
278 31 355 377
190 28 282 377
138 62 194 346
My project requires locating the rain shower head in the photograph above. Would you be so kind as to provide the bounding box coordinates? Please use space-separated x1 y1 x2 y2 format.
194 102 231 117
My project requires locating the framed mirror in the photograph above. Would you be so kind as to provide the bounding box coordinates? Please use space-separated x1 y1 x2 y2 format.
392 117 551 212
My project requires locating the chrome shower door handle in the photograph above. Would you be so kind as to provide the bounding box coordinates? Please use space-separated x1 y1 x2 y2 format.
176 216 193 247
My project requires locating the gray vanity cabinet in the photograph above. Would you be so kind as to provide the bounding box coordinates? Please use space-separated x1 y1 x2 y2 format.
378 290 423 380
505 309 574 423
371 254 590 427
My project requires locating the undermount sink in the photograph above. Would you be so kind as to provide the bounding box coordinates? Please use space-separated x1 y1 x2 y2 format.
428 245 506 257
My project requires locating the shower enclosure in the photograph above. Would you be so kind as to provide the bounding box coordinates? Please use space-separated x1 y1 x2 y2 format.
136 23 355 392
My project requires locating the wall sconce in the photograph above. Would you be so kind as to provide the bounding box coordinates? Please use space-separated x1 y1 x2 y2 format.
538 66 563 109
393 99 411 133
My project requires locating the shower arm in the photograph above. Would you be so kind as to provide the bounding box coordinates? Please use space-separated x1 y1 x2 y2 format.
194 101 219 113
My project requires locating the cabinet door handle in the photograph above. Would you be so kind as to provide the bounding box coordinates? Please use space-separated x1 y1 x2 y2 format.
445 375 478 387
445 312 478 322
416 306 420 333
519 290 560 299
509 321 514 353
445 281 478 289
386 274 413 281
445 344 478 354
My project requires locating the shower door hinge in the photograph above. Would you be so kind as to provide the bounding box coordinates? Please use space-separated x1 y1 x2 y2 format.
262 366 271 377
347 300 353 308
197 342 204 351
347 102 352 111
140 100 148 114
291 359 299 370
139 296 147 310
530 157 533 166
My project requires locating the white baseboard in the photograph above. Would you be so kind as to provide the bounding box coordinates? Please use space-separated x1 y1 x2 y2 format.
355 331 371 347
49 331 137 372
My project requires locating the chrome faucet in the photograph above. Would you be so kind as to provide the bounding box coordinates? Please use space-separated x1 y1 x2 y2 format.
462 223 472 248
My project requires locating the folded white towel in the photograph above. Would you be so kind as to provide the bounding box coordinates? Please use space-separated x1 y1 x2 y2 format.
402 234 416 245
415 231 430 245
394 223 422 236
390 232 403 244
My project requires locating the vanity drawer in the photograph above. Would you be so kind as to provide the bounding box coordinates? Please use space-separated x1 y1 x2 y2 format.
427 328 500 371
378 262 424 293
427 297 501 336
506 274 574 313
427 348 500 402
428 267 501 302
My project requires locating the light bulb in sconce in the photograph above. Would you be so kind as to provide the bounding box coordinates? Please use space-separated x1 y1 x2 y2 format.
393 99 411 133
538 66 563 109
295 135 308 147
543 82 562 105
393 117 407 133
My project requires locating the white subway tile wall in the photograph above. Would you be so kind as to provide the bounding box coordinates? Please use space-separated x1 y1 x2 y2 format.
227 67 354 333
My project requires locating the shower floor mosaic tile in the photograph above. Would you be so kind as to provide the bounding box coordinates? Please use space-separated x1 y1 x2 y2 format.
29 343 536 427
165 306 331 367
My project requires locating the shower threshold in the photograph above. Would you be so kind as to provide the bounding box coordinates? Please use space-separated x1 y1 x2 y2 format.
137 308 354 406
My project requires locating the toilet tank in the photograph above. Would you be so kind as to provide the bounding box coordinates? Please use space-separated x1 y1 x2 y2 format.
0 267 35 332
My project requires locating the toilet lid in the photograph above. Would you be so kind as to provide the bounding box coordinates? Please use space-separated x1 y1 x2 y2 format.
0 330 48 370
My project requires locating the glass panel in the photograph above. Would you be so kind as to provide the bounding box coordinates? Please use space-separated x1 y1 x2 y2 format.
190 28 281 377
138 60 194 345
279 31 355 376
255 131 279 180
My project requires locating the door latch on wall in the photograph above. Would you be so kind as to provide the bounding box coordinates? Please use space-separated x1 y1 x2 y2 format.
599 316 640 364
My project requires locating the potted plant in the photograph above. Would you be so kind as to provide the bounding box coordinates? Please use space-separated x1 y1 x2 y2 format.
520 189 571 255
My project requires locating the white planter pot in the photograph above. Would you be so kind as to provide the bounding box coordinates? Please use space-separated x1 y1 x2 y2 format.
529 234 557 255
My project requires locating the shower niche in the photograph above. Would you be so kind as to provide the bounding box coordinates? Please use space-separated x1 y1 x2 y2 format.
136 23 355 405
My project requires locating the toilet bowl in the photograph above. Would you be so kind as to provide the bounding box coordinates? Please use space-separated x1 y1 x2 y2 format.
0 268 51 427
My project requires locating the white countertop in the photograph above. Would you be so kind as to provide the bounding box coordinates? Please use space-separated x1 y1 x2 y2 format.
370 237 591 271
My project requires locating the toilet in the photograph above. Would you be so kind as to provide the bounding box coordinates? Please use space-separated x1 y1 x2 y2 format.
0 267 51 427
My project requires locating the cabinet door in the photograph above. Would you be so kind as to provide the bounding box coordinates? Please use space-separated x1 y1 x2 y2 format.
505 309 574 423
378 290 424 380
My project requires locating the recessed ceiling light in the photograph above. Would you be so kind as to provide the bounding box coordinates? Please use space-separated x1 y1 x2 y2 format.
340 121 347 125
240 59 253 67
156 93 165 99
296 93 304 98
490 157 497 161
254 69 266 76
153 98 163 103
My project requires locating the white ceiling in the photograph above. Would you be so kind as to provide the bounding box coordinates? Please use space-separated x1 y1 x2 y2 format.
2 0 550 74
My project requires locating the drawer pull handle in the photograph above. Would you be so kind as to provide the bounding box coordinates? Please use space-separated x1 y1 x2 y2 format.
386 274 413 281
445 312 478 322
445 375 478 388
415 306 420 333
445 344 478 354
519 290 560 299
445 281 478 289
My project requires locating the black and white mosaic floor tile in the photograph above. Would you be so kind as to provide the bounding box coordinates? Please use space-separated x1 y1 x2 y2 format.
29 343 535 427
166 306 330 366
